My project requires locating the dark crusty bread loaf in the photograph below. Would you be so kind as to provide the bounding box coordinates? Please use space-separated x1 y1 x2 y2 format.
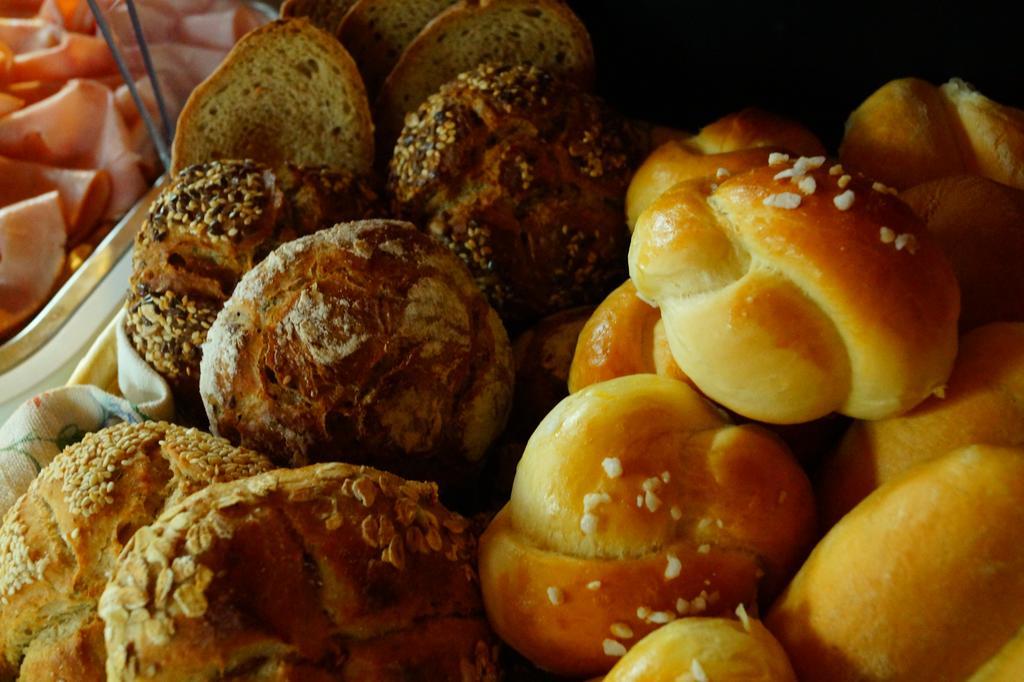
375 0 595 149
280 0 359 35
0 422 273 682
98 463 499 681
339 0 458 97
171 19 374 176
199 219 514 493
125 159 380 425
390 63 637 327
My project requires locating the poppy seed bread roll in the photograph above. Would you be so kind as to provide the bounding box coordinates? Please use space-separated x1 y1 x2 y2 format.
389 63 637 327
629 159 960 424
0 422 273 682
98 463 499 681
199 219 513 492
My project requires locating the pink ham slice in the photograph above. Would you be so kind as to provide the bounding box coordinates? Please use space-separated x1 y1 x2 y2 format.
0 17 60 52
8 32 116 82
0 155 110 238
0 191 66 338
0 91 20 115
0 78 146 217
0 1 43 20
178 5 264 49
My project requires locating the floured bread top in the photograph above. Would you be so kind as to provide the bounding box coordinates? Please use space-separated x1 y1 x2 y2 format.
200 220 513 488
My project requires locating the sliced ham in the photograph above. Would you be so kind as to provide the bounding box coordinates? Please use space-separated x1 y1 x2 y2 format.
0 0 43 20
0 90 21 114
178 5 264 49
0 191 66 338
35 0 112 33
2 77 62 103
0 78 145 217
0 17 59 52
0 155 110 237
9 31 116 82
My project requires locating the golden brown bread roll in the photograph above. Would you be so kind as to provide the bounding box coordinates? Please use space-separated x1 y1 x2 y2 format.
626 108 825 228
817 322 1024 526
478 375 814 677
0 422 273 682
840 77 1024 190
98 463 498 681
126 159 380 425
629 159 960 424
969 630 1024 682
901 175 1024 330
568 279 687 393
389 62 637 326
767 445 1024 682
603 615 797 682
200 219 513 493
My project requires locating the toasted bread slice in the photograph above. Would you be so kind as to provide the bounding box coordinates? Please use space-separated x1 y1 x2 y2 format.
171 19 374 176
280 0 358 36
375 0 594 150
338 0 458 97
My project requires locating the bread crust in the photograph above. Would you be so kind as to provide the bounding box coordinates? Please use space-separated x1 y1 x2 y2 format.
625 109 825 231
629 161 960 423
98 463 498 681
768 445 1024 681
199 219 513 491
390 63 636 326
126 160 380 425
0 422 273 681
840 77 1024 190
603 616 797 682
478 375 815 677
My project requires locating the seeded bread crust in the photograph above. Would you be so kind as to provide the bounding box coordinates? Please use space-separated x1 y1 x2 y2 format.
389 63 637 327
0 422 273 682
199 220 514 493
98 463 500 681
126 159 380 425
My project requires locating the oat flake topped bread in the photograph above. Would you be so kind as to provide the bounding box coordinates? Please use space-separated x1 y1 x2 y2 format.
390 62 637 327
0 422 273 682
98 463 499 681
199 219 513 492
126 159 380 426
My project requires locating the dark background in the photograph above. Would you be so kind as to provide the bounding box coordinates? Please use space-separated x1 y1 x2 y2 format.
568 1 1023 151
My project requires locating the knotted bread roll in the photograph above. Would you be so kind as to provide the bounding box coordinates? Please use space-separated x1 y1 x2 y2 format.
767 445 1024 682
199 219 513 492
818 322 1024 526
568 280 687 393
478 375 814 677
0 422 273 682
840 77 1024 190
629 158 960 424
603 614 797 682
626 109 825 228
98 463 498 681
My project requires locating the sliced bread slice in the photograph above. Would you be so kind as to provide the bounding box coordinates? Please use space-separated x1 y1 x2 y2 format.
171 18 374 176
280 0 359 36
338 0 458 97
375 0 594 150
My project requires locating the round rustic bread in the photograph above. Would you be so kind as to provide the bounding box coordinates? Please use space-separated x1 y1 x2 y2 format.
389 62 637 327
98 463 499 681
0 421 273 682
199 219 514 493
126 159 380 425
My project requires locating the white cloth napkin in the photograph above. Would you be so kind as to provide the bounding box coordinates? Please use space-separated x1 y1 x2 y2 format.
0 311 174 516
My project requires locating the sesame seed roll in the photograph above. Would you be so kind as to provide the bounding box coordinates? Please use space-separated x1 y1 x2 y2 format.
388 63 640 328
